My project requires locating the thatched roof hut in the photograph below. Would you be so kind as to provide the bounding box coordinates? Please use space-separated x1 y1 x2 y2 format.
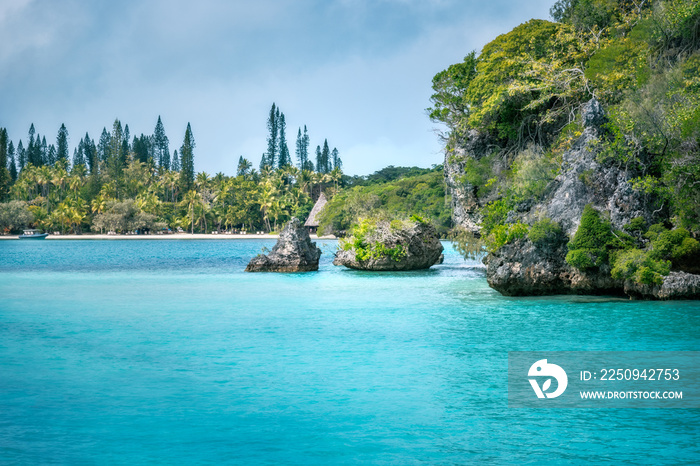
304 193 327 232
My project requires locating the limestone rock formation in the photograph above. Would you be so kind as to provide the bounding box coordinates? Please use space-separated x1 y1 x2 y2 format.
481 100 661 296
624 272 700 300
485 238 623 296
333 220 443 271
445 98 680 298
245 218 321 272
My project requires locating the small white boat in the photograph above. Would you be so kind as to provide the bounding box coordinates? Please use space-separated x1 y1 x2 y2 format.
19 229 49 239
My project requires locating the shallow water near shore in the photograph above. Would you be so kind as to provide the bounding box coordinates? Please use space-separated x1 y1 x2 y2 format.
1 240 699 464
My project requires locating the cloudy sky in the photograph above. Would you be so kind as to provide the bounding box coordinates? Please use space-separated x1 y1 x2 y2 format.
0 0 555 176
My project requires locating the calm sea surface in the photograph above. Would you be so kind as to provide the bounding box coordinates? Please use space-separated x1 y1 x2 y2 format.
1 239 699 464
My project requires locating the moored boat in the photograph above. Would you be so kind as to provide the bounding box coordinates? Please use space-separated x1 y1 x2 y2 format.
19 229 49 239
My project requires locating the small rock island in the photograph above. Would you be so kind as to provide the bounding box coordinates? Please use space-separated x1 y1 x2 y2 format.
333 217 443 271
245 218 322 272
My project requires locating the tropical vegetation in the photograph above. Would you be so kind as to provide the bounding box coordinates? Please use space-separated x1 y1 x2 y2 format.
430 0 700 276
0 106 343 235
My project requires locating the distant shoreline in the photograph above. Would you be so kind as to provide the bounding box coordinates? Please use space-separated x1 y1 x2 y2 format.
0 233 337 241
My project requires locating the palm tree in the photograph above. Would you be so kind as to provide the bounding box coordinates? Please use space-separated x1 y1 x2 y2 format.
195 172 210 191
330 167 343 192
258 182 276 232
91 194 108 215
180 190 202 234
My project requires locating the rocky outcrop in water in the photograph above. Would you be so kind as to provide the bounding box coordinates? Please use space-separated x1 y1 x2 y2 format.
484 237 623 296
333 221 443 271
481 99 660 296
245 218 321 272
624 272 700 300
445 99 681 298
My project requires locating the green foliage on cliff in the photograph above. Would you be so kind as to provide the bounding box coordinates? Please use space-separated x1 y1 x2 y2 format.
529 218 564 245
434 0 700 266
611 223 700 284
611 248 671 285
318 167 450 236
429 19 593 146
566 204 634 270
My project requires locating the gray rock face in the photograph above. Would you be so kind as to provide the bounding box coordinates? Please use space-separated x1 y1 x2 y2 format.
245 218 321 272
484 238 622 296
446 98 673 298
443 129 495 234
333 221 443 271
624 272 700 300
539 100 657 236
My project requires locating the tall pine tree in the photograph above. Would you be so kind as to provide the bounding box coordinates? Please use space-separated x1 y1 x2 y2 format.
332 147 341 170
315 145 322 173
27 124 39 166
107 119 125 182
0 128 11 200
278 112 290 168
262 103 278 169
132 134 150 164
17 140 25 170
98 128 111 162
320 139 330 173
180 123 195 192
153 116 170 169
73 144 86 168
295 128 304 168
295 126 311 170
40 136 48 166
123 124 131 153
171 150 180 171
56 123 69 165
83 132 97 174
7 140 17 181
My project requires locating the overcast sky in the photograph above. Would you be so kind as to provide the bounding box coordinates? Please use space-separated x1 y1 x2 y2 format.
0 0 555 176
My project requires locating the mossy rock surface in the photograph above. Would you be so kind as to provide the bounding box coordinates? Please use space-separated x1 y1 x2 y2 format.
333 220 443 271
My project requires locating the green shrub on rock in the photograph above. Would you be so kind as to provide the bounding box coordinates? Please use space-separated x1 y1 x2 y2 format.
645 225 700 262
529 217 564 245
611 248 671 285
565 204 634 270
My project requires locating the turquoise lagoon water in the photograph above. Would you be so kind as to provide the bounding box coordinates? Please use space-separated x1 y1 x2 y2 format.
1 239 699 464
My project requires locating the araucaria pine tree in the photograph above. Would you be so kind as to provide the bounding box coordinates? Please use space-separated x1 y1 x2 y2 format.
295 128 304 168
278 112 291 168
8 140 17 181
17 140 25 170
296 125 311 170
83 133 97 174
332 147 341 170
153 116 170 170
171 150 180 171
262 103 278 169
73 143 86 168
180 123 195 192
132 134 150 165
56 123 69 165
27 124 40 167
98 128 111 163
315 145 322 173
0 128 11 200
40 137 48 166
107 119 125 182
321 139 331 173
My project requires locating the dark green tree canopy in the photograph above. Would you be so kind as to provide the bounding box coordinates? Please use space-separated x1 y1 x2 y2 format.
56 123 69 164
278 112 291 168
180 123 195 192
